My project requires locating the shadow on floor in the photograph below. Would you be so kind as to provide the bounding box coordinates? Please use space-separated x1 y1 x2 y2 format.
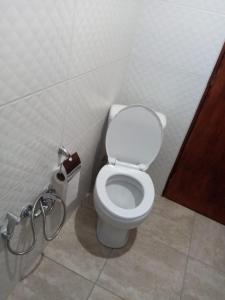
74 206 137 258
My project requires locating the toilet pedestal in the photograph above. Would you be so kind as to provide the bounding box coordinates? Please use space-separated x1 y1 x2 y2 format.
97 218 129 248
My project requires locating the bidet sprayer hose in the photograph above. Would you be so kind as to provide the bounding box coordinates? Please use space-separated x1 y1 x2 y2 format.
3 188 66 256
40 192 66 241
6 208 36 256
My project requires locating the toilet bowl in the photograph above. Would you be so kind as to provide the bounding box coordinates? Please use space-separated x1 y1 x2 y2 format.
94 104 166 248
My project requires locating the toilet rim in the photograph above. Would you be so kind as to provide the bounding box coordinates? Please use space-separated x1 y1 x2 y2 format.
95 165 155 221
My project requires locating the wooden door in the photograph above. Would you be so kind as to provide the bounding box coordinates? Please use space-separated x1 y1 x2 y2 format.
163 43 225 225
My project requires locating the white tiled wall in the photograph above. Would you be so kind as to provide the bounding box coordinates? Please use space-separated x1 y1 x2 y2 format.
119 0 225 194
0 1 141 298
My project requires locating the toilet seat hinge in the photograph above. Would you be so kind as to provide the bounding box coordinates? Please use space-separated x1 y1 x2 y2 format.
108 157 117 165
109 157 145 171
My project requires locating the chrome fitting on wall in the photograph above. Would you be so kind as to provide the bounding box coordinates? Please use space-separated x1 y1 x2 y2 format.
58 146 71 161
0 186 66 256
1 205 33 241
58 146 72 173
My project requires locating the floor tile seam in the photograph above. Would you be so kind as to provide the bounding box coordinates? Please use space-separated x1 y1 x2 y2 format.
180 212 197 298
87 250 113 300
187 212 197 257
138 228 191 257
150 203 195 221
98 241 188 298
95 248 113 283
187 255 225 277
43 254 96 285
97 281 182 300
83 200 195 257
86 284 96 300
95 282 126 300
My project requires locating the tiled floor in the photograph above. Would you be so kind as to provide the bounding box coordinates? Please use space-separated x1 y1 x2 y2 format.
8 196 225 300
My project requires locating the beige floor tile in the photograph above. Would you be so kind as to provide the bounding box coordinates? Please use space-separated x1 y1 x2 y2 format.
98 232 185 300
89 285 123 300
44 207 112 282
182 258 225 300
141 197 195 254
189 214 225 273
152 197 193 221
7 257 93 300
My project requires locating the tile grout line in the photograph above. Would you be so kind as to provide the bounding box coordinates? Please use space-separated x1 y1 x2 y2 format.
0 78 68 109
86 248 113 300
68 55 129 83
188 256 225 277
140 208 196 258
179 212 197 299
42 254 96 285
153 199 225 274
43 229 116 300
0 55 129 111
95 282 126 300
179 212 225 293
85 282 97 300
84 200 197 258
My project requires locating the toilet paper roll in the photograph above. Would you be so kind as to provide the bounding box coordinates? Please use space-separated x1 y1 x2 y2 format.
51 167 68 200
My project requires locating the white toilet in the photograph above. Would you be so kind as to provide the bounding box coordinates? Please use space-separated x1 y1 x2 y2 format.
94 104 166 248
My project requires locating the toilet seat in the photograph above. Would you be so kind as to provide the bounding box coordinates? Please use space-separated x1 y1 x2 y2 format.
94 165 155 226
106 105 163 171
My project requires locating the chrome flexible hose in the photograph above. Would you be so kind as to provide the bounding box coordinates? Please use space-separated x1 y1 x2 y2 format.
4 189 66 255
40 193 66 241
6 223 35 255
6 201 38 256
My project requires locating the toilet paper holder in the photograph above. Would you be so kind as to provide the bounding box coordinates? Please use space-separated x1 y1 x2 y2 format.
58 146 72 173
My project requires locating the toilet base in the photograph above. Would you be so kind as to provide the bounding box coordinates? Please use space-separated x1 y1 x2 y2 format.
97 218 129 248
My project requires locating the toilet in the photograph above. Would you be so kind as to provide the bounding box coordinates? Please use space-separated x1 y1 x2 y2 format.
94 104 166 248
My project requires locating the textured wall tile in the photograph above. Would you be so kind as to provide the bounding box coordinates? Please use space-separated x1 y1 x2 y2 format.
63 58 129 200
0 82 67 221
134 1 225 79
63 59 127 148
65 119 106 201
0 1 142 298
0 0 73 105
164 0 225 15
119 61 208 193
70 0 140 76
118 0 225 193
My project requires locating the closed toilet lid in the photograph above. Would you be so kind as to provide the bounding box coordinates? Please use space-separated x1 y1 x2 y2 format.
106 105 163 171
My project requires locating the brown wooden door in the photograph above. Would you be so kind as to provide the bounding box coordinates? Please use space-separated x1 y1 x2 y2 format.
163 43 225 225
